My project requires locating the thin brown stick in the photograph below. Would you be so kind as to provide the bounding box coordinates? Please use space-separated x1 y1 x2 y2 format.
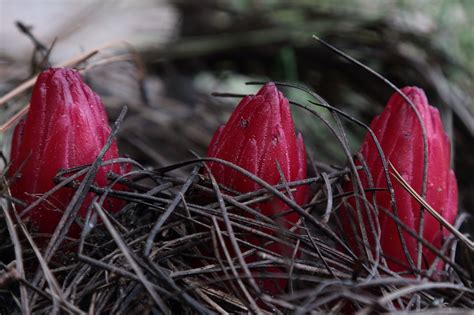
389 162 473 251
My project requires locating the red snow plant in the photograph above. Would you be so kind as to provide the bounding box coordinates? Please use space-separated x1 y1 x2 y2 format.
206 82 309 294
341 86 458 274
8 68 127 238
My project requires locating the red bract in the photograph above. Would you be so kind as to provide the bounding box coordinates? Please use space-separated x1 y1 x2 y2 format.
9 68 127 238
207 82 309 293
341 86 458 273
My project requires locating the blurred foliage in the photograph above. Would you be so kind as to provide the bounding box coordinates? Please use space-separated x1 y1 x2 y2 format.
1 0 472 222
150 0 473 222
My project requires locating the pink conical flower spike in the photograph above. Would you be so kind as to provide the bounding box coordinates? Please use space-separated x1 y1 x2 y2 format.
206 82 309 293
9 68 128 238
341 86 458 273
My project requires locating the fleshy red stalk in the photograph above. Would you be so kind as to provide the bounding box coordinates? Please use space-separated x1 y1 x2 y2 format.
9 68 128 238
206 82 309 294
341 86 458 273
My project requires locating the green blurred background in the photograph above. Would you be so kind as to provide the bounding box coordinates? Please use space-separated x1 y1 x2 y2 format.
1 0 473 228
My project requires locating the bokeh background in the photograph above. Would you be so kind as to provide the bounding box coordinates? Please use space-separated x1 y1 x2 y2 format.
1 0 473 229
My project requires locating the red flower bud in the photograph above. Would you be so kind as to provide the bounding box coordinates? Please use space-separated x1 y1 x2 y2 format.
341 86 458 273
206 82 309 293
8 68 127 238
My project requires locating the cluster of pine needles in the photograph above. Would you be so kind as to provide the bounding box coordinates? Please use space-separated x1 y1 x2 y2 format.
0 85 473 314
